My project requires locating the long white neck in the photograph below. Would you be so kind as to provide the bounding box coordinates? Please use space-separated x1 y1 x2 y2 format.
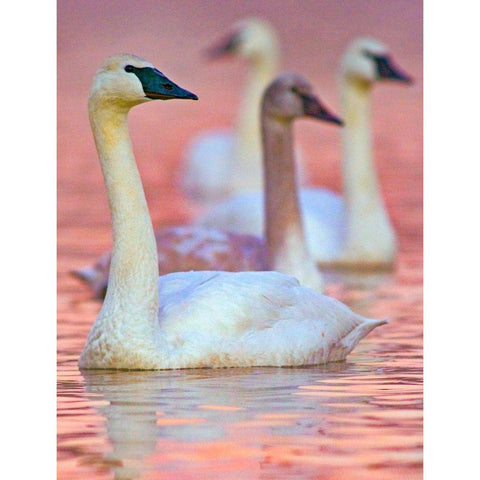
340 79 396 263
231 54 278 193
85 100 160 357
262 115 323 291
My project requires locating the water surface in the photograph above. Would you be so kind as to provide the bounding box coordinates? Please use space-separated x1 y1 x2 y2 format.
58 263 422 479
58 1 422 478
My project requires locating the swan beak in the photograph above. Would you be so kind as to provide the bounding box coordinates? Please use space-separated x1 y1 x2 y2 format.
302 94 344 126
372 54 413 84
132 66 198 100
205 31 240 59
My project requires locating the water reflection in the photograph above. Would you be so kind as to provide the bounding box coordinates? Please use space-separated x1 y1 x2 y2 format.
70 356 421 479
324 269 396 311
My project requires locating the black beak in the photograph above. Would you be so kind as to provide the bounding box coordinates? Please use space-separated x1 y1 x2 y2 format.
301 94 343 126
128 66 198 100
205 31 241 59
371 54 413 84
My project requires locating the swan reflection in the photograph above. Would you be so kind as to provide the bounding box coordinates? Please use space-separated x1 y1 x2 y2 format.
81 364 361 478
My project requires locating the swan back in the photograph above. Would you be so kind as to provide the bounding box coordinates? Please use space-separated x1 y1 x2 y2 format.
156 271 386 368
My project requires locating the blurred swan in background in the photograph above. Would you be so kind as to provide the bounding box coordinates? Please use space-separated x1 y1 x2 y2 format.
74 72 343 296
73 227 265 299
181 17 306 208
79 54 385 370
199 37 412 269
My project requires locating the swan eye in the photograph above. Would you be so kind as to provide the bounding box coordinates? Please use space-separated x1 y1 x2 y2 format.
163 84 173 91
290 87 299 94
124 65 135 73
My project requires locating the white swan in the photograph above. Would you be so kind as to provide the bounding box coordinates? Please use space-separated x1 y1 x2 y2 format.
181 18 298 207
198 37 412 269
78 54 386 370
73 72 342 296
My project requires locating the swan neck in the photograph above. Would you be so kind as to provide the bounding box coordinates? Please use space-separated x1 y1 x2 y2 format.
262 115 320 287
89 101 159 328
341 81 387 212
232 54 278 192
239 55 277 132
339 78 396 259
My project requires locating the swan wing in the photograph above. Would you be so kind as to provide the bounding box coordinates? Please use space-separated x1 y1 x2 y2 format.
157 270 385 367
157 270 298 335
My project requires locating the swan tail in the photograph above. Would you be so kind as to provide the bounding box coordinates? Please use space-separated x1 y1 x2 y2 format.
340 317 387 354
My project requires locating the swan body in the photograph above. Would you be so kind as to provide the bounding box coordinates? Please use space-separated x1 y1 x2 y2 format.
75 73 343 296
199 37 412 268
74 225 265 298
79 54 385 370
181 18 306 207
82 269 385 369
181 129 234 204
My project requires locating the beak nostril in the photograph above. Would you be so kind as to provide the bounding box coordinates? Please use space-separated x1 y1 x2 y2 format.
164 84 174 91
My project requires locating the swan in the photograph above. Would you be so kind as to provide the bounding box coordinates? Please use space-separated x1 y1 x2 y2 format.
181 18 306 207
78 54 386 370
198 37 413 269
74 72 343 296
73 226 265 299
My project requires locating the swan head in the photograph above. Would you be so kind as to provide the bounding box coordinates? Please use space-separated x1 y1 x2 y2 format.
341 37 412 86
262 73 343 126
89 54 198 110
206 18 280 64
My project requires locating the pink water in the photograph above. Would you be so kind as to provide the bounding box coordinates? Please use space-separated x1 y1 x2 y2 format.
58 1 422 478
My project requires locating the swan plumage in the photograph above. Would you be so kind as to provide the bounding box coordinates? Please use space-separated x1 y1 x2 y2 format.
198 37 412 268
79 54 385 370
154 271 385 368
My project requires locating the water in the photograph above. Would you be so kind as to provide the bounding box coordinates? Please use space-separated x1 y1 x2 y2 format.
57 1 422 478
58 260 422 479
